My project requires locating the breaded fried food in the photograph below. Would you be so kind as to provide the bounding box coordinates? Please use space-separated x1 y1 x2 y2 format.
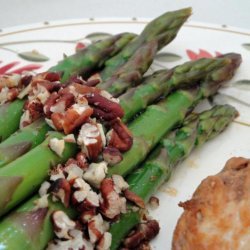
172 157 250 250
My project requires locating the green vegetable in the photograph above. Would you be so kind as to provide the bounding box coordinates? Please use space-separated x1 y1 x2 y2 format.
100 7 192 80
110 104 238 250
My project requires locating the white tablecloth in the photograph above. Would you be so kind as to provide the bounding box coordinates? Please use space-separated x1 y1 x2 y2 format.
1 0 250 29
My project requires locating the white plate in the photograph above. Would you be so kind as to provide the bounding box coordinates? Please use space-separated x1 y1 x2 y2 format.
1 18 250 249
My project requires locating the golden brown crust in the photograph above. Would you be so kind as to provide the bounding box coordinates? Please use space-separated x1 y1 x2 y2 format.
172 157 250 250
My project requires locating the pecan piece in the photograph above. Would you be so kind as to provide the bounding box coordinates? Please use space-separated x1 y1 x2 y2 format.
108 118 133 152
43 92 59 117
51 210 76 239
48 178 71 207
7 87 19 102
100 178 126 219
123 220 160 249
103 147 123 166
88 214 107 244
79 209 96 224
148 196 159 210
50 93 75 114
124 189 145 209
85 92 124 121
96 232 112 250
83 162 108 189
62 104 93 134
44 72 61 82
76 152 89 169
77 121 104 160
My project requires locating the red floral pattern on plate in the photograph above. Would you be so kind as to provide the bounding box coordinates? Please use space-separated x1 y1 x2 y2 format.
0 61 42 75
186 49 221 60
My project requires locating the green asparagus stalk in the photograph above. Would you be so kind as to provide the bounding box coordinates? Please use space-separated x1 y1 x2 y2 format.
0 196 76 250
50 32 136 82
0 56 230 167
0 132 78 216
100 8 192 80
0 33 135 142
110 104 238 250
120 55 230 122
0 119 50 168
0 99 25 142
98 40 158 96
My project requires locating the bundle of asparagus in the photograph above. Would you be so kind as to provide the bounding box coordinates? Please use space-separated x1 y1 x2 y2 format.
0 7 242 250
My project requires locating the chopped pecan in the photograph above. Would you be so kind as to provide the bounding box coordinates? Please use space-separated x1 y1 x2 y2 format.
81 190 100 209
49 164 65 181
83 162 108 189
86 73 102 86
103 147 123 166
148 196 159 210
44 72 61 82
100 178 126 219
85 92 124 121
49 138 65 157
61 104 93 134
32 79 61 93
0 87 11 105
112 175 129 194
65 152 88 171
25 99 44 120
96 232 112 250
88 214 107 244
50 93 75 114
76 152 89 169
71 178 91 205
20 74 33 87
47 229 93 250
43 92 59 116
51 210 76 239
123 220 160 249
38 181 51 197
124 189 145 209
48 178 71 207
71 82 100 95
108 118 133 152
7 87 19 102
0 74 21 88
64 164 83 182
77 121 103 160
51 112 64 131
79 209 96 224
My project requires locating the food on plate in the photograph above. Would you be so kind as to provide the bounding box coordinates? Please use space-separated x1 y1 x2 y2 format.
0 55 233 168
0 33 135 141
110 104 237 249
0 6 244 250
173 157 250 250
0 7 191 142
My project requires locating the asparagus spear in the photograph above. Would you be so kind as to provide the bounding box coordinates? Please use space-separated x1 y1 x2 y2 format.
0 53 240 218
108 52 241 177
0 196 76 250
0 119 50 168
0 56 230 167
110 104 238 250
0 132 78 216
0 99 25 142
98 40 158 96
120 55 230 122
49 32 136 82
0 33 134 142
100 8 192 81
0 105 237 250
